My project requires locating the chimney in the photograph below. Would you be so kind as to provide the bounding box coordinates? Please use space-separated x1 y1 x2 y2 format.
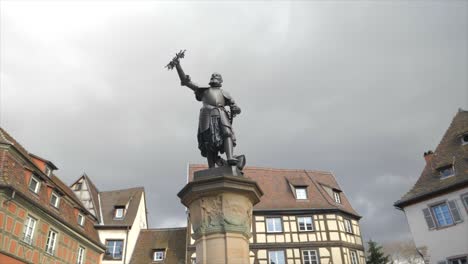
423 150 434 164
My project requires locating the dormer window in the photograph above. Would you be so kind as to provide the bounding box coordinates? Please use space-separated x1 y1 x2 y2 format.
438 165 455 179
29 175 40 194
333 191 341 204
295 187 307 200
153 249 165 261
44 166 52 177
77 214 85 226
462 134 468 145
50 192 60 208
114 206 125 219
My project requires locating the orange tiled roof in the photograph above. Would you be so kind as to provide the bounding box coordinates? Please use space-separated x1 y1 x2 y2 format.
188 164 360 218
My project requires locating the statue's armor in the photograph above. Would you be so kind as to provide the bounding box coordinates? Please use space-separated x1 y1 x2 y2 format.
176 70 239 160
197 88 232 133
202 88 226 107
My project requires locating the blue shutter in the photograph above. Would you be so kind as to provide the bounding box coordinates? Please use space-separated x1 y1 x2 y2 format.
448 200 462 223
422 208 436 229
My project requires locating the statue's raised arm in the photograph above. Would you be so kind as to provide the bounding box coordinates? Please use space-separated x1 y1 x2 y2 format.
165 50 202 91
166 50 245 170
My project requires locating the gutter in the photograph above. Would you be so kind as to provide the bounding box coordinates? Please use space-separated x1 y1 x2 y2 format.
394 178 468 208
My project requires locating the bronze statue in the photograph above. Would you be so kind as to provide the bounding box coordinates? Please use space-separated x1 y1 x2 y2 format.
167 50 245 169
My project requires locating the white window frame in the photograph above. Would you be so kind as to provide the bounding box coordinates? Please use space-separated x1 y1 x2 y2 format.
153 250 165 261
461 134 468 145
431 202 454 227
45 229 58 255
76 246 85 264
78 214 85 226
295 187 308 200
344 219 353 234
297 216 314 231
439 165 455 179
23 215 37 245
45 166 52 176
266 217 283 233
268 250 285 264
333 191 341 204
29 175 40 194
302 250 319 264
105 240 124 260
350 251 359 264
114 207 125 219
50 192 60 208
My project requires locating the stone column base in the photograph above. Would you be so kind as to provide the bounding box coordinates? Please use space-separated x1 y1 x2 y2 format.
178 166 263 264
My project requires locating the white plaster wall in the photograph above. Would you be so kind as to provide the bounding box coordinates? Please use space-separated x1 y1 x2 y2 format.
124 193 148 263
98 193 147 264
403 187 468 264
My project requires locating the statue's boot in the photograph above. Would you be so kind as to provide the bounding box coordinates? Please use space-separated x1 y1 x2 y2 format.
224 138 238 165
207 151 217 168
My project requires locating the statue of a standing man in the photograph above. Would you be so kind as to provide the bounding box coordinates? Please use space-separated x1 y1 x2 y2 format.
166 51 244 169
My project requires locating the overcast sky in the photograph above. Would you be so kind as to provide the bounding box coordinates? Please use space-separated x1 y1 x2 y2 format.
1 1 467 243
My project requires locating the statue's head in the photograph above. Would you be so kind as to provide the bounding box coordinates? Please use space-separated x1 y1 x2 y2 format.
209 72 223 87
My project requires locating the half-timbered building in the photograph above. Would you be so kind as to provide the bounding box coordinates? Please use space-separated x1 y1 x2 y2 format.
0 127 105 264
187 164 365 264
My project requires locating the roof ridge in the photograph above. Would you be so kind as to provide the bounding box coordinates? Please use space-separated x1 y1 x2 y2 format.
0 128 13 144
141 227 187 231
189 163 332 174
99 186 145 193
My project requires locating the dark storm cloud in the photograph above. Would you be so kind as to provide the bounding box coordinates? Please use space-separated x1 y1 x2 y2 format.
1 1 467 242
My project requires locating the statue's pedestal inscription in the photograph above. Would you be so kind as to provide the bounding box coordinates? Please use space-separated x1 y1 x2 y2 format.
178 167 263 264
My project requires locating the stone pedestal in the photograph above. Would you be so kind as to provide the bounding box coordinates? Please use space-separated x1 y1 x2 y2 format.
178 166 263 264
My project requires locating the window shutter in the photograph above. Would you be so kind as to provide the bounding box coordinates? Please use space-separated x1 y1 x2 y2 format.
422 208 436 229
448 200 462 223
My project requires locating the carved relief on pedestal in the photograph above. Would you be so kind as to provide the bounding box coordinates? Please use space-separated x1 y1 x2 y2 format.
191 192 253 239
201 195 223 228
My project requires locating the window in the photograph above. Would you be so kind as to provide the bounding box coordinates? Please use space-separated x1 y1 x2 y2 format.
50 192 60 208
303 250 319 264
438 165 455 179
45 229 58 255
449 257 467 264
105 240 123 260
74 183 82 191
431 203 454 227
462 134 468 145
76 246 85 264
350 251 359 264
22 216 37 245
44 166 51 176
114 206 125 219
344 219 353 233
295 187 307 199
426 200 462 228
462 194 468 211
297 216 314 231
153 250 165 261
333 191 341 204
269 251 285 264
77 214 85 226
29 176 40 194
266 217 282 233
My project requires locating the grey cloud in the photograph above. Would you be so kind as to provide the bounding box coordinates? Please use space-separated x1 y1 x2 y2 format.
1 1 467 243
